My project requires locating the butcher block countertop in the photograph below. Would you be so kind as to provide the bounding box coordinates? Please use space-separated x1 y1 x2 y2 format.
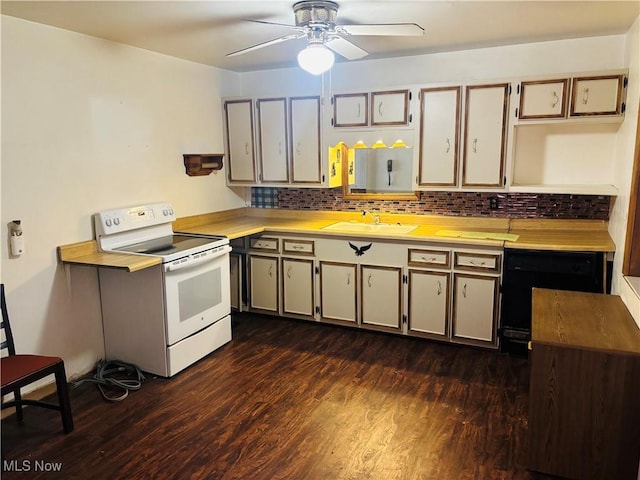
57 207 615 271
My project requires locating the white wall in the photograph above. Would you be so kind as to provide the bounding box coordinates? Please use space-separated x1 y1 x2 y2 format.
240 35 627 96
610 16 640 327
1 16 245 381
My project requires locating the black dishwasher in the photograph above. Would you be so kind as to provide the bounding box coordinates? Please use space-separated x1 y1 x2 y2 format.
499 248 605 357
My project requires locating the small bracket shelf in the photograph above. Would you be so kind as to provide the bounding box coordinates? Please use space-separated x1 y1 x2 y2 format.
183 154 224 176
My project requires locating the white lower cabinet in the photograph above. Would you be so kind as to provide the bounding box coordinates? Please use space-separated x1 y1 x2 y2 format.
452 273 499 347
248 254 279 313
282 257 315 318
407 269 450 338
319 261 357 324
360 265 402 332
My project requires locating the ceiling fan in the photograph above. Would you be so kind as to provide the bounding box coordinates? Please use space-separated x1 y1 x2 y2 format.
226 0 424 75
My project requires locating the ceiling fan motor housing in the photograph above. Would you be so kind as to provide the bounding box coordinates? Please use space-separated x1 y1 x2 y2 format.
293 1 338 29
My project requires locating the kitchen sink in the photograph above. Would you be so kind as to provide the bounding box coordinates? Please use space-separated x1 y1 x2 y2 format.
322 221 418 235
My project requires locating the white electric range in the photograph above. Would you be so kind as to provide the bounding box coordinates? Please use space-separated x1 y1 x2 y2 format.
95 202 232 377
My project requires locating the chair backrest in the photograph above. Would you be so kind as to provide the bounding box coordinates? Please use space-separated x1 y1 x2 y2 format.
1 284 16 357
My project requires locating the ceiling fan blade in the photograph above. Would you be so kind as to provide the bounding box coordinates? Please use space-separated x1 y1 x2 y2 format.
226 33 305 57
246 19 305 32
338 23 425 36
326 36 368 60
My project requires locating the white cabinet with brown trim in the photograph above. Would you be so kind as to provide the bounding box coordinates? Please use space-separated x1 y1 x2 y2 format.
360 264 403 332
462 83 510 188
281 238 316 319
518 79 569 119
569 74 626 117
319 261 358 324
247 235 280 314
332 89 411 128
407 247 451 339
223 99 257 184
224 95 330 187
451 250 502 348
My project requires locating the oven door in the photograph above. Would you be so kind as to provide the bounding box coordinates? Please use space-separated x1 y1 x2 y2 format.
163 246 231 345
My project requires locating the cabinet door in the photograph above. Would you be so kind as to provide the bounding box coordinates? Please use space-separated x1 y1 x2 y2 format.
361 265 402 331
570 75 624 116
418 86 461 187
290 96 322 184
257 98 289 183
249 255 278 313
319 261 357 323
327 143 344 188
462 84 509 187
452 273 498 346
371 90 409 126
333 93 368 127
282 258 314 318
224 99 256 183
408 269 449 338
519 79 568 119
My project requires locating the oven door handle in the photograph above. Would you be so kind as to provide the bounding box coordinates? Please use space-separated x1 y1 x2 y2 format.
163 245 231 273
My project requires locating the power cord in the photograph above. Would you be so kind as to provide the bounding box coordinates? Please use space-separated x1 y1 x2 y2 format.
72 360 145 402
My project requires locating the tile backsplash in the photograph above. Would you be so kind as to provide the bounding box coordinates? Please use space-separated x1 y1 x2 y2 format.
251 187 611 220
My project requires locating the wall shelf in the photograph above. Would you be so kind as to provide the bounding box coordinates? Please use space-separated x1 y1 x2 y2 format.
183 154 224 176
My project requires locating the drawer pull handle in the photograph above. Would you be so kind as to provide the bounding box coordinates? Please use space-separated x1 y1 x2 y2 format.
346 272 351 285
445 138 450 153
287 266 291 279
437 281 442 295
472 138 478 153
469 260 486 266
551 91 559 108
368 274 372 288
582 87 589 105
421 256 438 262
268 265 273 278
462 283 467 298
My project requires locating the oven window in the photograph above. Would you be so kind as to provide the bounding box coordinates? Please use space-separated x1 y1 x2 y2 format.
178 267 222 322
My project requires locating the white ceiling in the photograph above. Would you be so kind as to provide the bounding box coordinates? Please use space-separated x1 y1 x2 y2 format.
2 1 639 73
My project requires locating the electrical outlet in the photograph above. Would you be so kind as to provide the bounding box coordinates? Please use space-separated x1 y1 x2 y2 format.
489 197 499 210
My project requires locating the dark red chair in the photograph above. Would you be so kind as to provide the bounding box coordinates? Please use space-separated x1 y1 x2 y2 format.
1 284 73 433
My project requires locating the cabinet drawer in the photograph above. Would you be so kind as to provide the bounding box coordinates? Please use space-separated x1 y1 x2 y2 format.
249 236 280 252
282 239 315 256
454 251 501 273
408 248 450 268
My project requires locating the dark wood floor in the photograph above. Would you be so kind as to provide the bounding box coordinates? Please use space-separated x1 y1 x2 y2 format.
2 313 557 480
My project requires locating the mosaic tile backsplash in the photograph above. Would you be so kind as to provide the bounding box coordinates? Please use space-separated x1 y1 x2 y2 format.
251 187 611 220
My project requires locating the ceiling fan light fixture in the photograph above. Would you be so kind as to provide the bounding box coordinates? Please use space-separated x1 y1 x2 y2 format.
297 44 334 75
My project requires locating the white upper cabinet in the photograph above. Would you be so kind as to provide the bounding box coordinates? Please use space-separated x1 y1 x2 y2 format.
333 93 368 127
290 96 322 184
570 75 625 116
224 99 257 184
518 79 569 119
257 98 289 183
371 90 410 126
462 83 509 188
418 86 461 187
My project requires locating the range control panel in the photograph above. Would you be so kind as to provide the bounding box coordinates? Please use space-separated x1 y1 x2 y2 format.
95 203 176 237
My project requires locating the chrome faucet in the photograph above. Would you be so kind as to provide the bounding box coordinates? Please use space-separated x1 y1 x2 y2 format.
362 209 381 224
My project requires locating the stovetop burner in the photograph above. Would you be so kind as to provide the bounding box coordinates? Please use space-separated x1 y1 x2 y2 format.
114 234 226 257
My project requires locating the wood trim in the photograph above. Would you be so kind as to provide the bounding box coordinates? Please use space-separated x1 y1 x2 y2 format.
289 96 322 185
319 261 358 324
451 272 499 347
333 92 369 127
407 269 450 340
518 79 569 120
280 257 315 319
370 89 409 126
248 254 279 313
256 97 290 184
569 74 624 117
453 251 502 273
623 101 640 276
282 239 315 256
224 99 257 183
407 248 451 268
418 86 461 187
359 264 402 332
462 83 509 188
